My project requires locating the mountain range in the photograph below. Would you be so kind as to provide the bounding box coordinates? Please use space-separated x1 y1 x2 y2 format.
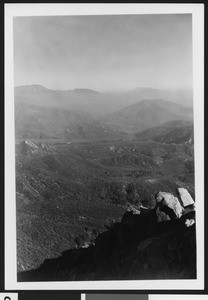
15 85 193 141
15 85 193 115
15 84 195 277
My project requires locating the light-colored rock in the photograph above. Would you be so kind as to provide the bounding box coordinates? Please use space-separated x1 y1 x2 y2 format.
156 192 184 219
25 140 39 149
185 219 195 227
140 203 148 210
126 204 141 215
177 188 195 207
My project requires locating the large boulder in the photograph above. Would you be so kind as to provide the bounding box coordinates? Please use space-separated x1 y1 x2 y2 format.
177 187 195 207
155 191 184 219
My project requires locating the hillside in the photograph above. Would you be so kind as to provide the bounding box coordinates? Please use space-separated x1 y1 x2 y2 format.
15 102 120 141
16 139 195 271
107 99 193 134
135 120 194 144
18 207 196 281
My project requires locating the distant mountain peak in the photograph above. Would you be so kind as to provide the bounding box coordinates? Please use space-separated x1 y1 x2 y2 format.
139 98 167 104
16 84 47 89
15 84 50 92
132 87 161 92
73 88 99 94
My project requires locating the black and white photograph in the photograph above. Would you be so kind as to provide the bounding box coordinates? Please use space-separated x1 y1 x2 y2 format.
5 4 204 290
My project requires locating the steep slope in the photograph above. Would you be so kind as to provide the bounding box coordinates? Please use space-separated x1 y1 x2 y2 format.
107 99 193 134
18 208 196 281
135 120 194 144
15 102 119 141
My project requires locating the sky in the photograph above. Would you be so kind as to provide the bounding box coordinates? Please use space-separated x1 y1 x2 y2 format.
13 14 192 92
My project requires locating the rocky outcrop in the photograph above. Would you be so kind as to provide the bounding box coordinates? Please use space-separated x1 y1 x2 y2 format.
155 191 184 219
18 196 196 282
155 189 195 225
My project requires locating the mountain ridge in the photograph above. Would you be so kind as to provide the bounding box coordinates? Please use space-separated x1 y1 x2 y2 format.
15 85 193 117
135 120 194 144
106 99 193 134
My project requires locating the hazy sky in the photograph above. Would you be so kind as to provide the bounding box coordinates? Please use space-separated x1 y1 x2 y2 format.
13 14 192 91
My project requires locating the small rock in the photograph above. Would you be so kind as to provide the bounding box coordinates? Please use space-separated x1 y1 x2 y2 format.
185 219 195 227
126 203 140 215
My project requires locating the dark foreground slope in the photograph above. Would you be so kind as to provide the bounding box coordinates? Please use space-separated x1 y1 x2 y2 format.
18 208 196 281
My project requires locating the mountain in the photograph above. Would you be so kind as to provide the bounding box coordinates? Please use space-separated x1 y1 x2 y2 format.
124 87 193 107
15 84 66 107
135 120 194 144
15 85 193 117
73 88 99 95
15 85 120 116
106 99 193 134
14 84 195 276
15 102 120 141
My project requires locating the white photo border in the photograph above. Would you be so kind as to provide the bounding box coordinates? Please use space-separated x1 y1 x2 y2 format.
5 3 204 290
